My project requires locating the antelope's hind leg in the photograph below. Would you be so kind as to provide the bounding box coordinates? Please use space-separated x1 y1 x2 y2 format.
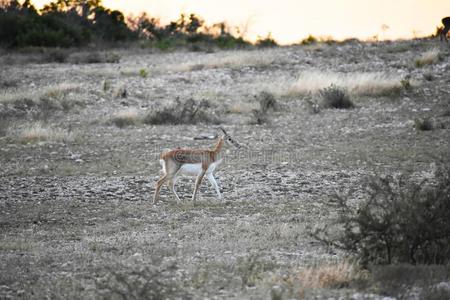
153 160 180 204
207 173 222 199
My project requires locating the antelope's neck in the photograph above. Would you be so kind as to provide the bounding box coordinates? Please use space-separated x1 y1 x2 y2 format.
212 137 225 160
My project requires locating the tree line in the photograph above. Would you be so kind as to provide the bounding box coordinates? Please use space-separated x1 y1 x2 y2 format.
0 0 272 49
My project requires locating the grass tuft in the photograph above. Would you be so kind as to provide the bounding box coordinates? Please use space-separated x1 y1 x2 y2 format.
111 109 140 128
289 71 404 97
19 123 73 144
297 260 366 289
415 48 440 67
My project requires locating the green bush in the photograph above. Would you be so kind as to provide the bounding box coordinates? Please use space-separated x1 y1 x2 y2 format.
311 166 450 265
215 34 247 49
301 35 318 45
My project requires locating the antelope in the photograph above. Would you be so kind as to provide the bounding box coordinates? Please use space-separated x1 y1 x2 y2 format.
153 127 240 204
440 17 450 43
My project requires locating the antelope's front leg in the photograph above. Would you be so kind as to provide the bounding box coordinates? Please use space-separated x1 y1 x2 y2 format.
192 170 206 204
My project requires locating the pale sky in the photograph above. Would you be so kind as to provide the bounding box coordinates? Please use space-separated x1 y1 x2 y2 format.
31 0 450 44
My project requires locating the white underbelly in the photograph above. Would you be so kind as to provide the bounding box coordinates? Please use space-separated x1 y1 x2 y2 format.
179 159 223 175
180 163 203 175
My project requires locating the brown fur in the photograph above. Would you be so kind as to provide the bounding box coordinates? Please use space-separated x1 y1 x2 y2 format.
153 137 226 204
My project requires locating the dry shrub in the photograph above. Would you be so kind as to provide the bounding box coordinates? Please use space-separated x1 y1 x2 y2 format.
237 255 276 288
415 48 440 67
19 123 73 144
43 48 71 63
414 117 434 131
258 91 279 112
111 109 140 128
298 260 366 289
94 259 182 299
318 84 354 109
311 166 450 265
251 109 270 125
143 98 218 125
249 91 279 124
69 51 121 64
112 86 127 98
369 264 450 299
289 71 403 97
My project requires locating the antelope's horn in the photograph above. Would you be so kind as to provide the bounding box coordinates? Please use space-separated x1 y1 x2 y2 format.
217 126 228 135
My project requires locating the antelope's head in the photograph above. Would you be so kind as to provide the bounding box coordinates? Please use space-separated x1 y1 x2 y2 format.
218 126 241 149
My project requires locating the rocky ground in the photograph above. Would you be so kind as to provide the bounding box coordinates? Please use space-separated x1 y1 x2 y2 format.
0 39 449 299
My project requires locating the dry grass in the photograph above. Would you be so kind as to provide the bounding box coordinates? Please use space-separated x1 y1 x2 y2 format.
0 83 81 104
297 260 367 289
111 108 140 128
165 50 275 73
19 123 73 144
288 71 404 97
415 48 440 67
227 102 258 114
